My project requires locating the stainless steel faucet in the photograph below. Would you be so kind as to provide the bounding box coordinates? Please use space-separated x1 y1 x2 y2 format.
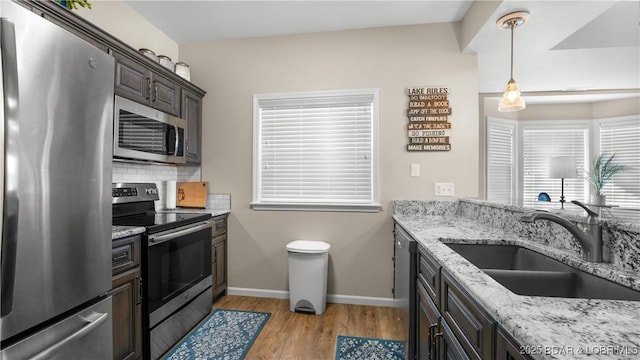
521 200 603 262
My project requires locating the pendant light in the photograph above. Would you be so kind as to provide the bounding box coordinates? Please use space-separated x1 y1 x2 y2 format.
497 11 529 112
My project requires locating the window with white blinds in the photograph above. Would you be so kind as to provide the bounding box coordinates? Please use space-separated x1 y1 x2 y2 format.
486 117 517 205
597 118 640 210
521 124 589 207
252 89 380 212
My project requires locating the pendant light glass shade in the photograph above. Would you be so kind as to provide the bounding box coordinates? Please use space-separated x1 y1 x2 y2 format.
498 79 525 112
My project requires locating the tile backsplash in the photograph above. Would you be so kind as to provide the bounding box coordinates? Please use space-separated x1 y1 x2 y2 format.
113 161 230 211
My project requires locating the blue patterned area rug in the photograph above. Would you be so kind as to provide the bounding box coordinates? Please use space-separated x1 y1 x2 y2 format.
164 309 271 360
335 335 405 360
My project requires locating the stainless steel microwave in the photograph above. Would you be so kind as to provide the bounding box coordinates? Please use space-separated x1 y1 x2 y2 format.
113 96 186 164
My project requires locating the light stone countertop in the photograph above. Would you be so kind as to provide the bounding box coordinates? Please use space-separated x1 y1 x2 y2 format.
112 226 145 240
393 214 640 360
158 208 230 217
111 209 229 240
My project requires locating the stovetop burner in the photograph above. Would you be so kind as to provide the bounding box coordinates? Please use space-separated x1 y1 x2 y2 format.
112 182 211 234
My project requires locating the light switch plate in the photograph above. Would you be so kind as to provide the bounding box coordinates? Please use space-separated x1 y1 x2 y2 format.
410 163 420 177
435 182 454 196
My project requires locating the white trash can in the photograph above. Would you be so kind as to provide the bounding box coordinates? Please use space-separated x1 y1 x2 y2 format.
286 240 331 315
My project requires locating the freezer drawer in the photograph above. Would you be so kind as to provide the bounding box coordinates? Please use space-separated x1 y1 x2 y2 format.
1 296 113 360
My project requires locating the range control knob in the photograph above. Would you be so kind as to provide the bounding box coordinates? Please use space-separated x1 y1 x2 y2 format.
145 188 158 195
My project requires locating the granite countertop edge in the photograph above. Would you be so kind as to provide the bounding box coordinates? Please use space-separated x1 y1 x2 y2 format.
393 214 640 360
112 226 146 240
112 209 230 240
158 208 231 217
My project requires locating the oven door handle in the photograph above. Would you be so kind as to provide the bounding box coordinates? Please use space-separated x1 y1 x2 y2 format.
148 221 213 246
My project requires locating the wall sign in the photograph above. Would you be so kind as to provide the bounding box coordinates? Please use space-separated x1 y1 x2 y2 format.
406 87 452 151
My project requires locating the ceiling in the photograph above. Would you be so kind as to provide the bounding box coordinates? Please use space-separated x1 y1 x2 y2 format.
125 0 639 98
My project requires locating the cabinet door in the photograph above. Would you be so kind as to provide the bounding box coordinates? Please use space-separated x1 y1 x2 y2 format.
151 73 181 117
417 282 440 360
182 89 202 164
114 54 149 105
212 235 227 298
440 270 493 360
440 321 471 360
496 326 532 360
111 268 142 360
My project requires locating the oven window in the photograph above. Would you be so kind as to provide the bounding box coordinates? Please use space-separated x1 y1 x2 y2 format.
147 227 212 313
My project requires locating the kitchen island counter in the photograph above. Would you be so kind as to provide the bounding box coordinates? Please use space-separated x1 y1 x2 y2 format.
393 201 640 360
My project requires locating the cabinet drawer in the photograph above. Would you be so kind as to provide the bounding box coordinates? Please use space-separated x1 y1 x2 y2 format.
418 246 440 305
440 269 494 360
112 235 141 276
213 216 227 237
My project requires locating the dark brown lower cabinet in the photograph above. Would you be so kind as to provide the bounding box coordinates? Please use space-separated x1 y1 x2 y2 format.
212 234 227 298
496 326 532 360
441 321 471 360
111 235 142 360
440 270 494 360
411 241 531 360
417 282 440 360
212 215 228 299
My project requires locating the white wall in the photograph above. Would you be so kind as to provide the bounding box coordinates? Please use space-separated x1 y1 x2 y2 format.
76 0 179 61
180 23 479 300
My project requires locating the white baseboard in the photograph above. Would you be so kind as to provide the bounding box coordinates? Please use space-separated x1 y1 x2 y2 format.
226 287 395 307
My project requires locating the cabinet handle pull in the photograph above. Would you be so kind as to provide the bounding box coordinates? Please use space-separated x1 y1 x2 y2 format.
112 252 129 263
152 83 158 103
135 276 142 304
145 78 151 100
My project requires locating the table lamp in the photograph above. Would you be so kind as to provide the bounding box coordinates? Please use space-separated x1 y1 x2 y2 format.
549 156 577 209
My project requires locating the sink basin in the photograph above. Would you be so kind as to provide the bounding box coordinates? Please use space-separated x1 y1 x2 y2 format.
445 244 640 301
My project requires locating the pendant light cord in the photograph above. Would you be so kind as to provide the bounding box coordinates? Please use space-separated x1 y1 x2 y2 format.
510 22 514 81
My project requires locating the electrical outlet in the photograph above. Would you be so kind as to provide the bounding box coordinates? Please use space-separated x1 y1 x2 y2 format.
410 163 420 177
435 182 454 196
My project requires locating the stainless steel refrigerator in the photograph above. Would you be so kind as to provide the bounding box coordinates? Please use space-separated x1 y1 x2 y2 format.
1 1 114 358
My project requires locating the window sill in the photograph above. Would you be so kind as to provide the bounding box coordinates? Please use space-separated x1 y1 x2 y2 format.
250 202 382 213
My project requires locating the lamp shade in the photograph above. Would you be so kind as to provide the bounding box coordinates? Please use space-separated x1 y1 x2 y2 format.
549 156 577 179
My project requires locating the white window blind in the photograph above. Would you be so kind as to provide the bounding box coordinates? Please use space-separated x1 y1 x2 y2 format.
598 118 640 210
252 89 380 212
521 125 588 207
486 118 516 205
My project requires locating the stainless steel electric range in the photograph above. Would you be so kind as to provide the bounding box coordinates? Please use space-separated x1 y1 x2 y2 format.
112 183 213 359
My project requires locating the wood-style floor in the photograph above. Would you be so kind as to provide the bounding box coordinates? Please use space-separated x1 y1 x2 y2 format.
211 295 404 360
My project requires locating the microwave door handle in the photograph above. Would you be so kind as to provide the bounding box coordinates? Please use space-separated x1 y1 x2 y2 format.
173 124 179 155
1 17 21 317
165 124 175 156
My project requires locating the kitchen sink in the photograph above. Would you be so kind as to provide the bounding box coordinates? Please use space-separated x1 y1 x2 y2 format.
444 244 640 301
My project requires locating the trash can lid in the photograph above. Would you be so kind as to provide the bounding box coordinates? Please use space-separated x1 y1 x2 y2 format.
286 240 330 254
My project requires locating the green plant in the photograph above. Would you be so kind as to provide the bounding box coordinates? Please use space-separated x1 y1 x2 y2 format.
586 153 625 195
56 0 92 10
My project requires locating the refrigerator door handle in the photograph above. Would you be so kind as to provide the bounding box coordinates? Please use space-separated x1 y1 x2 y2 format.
30 312 109 360
0 16 21 317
